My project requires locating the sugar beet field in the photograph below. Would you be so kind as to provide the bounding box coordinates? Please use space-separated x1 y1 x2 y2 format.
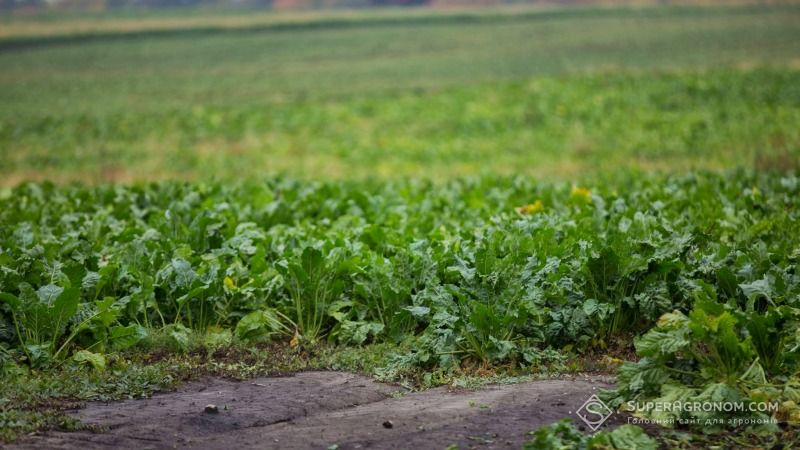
1 4 799 449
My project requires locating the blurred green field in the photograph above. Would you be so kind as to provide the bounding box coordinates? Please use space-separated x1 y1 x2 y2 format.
1 4 799 183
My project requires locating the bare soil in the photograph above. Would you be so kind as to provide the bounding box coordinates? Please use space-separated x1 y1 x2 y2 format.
13 371 621 449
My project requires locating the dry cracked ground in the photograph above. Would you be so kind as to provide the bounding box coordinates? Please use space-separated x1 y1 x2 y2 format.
12 372 622 449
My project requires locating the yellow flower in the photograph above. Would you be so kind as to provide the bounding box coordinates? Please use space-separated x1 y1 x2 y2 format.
516 200 544 215
570 186 592 204
223 276 236 291
600 355 625 366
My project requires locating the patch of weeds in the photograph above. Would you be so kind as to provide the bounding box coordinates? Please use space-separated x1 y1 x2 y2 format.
0 408 81 442
0 337 419 442
317 342 401 375
524 419 658 450
0 356 177 442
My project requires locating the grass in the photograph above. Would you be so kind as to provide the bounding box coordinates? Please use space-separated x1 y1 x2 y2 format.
1 4 800 184
2 69 799 183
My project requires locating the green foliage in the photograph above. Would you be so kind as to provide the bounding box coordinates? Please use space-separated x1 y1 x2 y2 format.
523 420 658 450
606 280 800 428
162 323 192 352
202 326 232 349
0 285 81 365
72 350 106 371
0 171 796 370
235 309 291 343
280 247 345 342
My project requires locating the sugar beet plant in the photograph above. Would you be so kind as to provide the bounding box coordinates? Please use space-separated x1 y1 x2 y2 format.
604 281 800 428
0 172 798 395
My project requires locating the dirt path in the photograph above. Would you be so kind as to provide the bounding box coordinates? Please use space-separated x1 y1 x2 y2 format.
14 371 620 449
